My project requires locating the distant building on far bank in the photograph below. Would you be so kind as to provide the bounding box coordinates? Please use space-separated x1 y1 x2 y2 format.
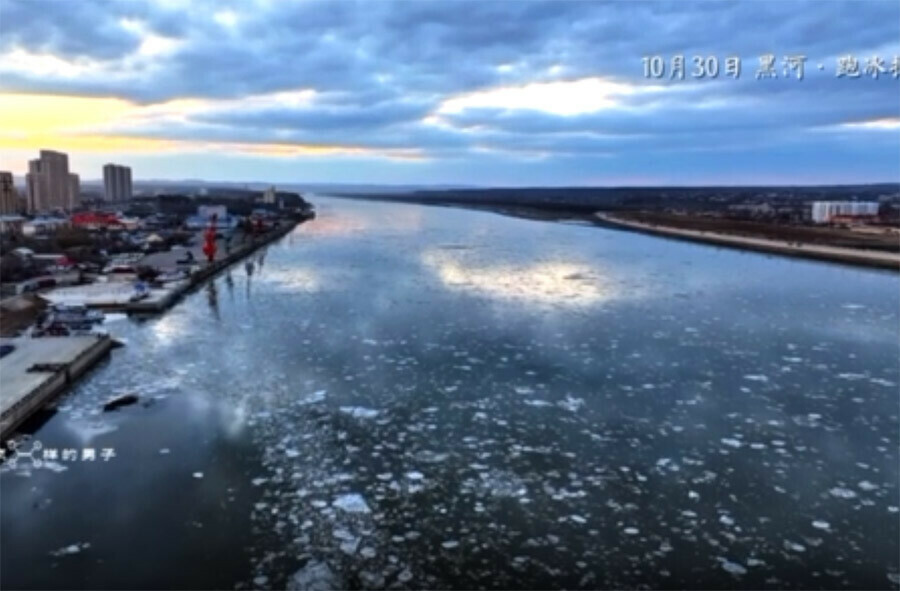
186 205 238 230
263 186 277 204
103 163 133 202
811 201 880 224
25 150 80 213
0 171 19 215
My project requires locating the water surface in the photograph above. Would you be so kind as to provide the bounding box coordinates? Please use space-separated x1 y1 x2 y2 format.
2 197 898 589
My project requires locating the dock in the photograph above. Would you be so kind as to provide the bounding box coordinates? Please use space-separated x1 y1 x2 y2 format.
43 220 300 314
0 335 114 440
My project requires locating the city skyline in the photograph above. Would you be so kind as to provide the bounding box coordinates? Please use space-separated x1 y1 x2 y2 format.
1 0 899 186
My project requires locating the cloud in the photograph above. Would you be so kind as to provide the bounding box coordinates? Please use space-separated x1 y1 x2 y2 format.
0 0 898 183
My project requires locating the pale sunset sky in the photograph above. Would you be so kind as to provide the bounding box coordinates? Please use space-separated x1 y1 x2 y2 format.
1 0 898 186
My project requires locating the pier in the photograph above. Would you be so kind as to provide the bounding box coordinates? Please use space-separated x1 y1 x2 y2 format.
0 335 114 440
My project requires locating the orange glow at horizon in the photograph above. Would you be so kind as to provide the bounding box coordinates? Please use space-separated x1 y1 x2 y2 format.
0 92 427 171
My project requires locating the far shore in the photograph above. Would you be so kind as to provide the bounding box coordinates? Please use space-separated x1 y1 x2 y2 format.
326 193 899 272
596 213 900 272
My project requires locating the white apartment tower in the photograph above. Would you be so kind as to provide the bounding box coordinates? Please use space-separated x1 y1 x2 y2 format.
103 163 133 202
263 186 277 204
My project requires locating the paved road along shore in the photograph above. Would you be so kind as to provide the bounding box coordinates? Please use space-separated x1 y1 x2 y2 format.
596 213 900 272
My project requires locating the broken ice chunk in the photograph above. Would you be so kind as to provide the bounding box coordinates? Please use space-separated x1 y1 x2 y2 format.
332 493 371 514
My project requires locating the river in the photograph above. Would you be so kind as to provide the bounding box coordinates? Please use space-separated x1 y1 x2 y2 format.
2 196 898 589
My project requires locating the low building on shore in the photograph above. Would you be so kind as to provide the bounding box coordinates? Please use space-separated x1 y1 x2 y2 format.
811 201 879 224
0 215 26 235
23 216 70 236
186 205 238 230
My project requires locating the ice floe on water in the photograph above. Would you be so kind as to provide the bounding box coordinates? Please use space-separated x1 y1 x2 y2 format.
66 419 120 444
338 406 378 419
461 468 528 499
297 390 327 405
717 557 747 576
286 560 339 591
49 542 90 557
829 486 858 499
105 241 898 591
412 450 449 463
524 399 553 408
783 540 806 553
332 493 370 514
557 394 584 412
743 374 769 382
333 528 361 555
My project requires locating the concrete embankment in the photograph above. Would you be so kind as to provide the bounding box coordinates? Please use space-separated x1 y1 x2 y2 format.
41 221 301 314
0 220 302 440
126 220 300 313
596 213 900 272
0 335 114 440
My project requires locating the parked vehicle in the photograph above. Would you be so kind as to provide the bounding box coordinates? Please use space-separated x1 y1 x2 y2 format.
48 303 105 325
32 303 105 337
129 281 151 302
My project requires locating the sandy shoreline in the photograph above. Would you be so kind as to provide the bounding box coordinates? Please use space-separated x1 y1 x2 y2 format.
596 213 899 272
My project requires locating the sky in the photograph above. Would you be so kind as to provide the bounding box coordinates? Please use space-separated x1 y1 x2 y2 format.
0 0 898 187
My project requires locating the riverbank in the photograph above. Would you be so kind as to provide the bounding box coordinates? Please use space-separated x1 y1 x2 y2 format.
0 334 114 439
43 220 300 314
125 219 300 313
597 213 900 272
329 194 899 271
0 220 302 441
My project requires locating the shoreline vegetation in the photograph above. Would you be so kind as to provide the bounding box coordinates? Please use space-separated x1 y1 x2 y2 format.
330 192 900 272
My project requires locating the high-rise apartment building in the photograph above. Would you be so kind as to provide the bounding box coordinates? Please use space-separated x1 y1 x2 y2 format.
0 171 19 215
103 164 133 202
263 186 277 204
69 173 80 209
25 150 80 213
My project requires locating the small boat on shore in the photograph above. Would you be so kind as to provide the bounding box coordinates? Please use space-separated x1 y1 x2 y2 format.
47 303 105 324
